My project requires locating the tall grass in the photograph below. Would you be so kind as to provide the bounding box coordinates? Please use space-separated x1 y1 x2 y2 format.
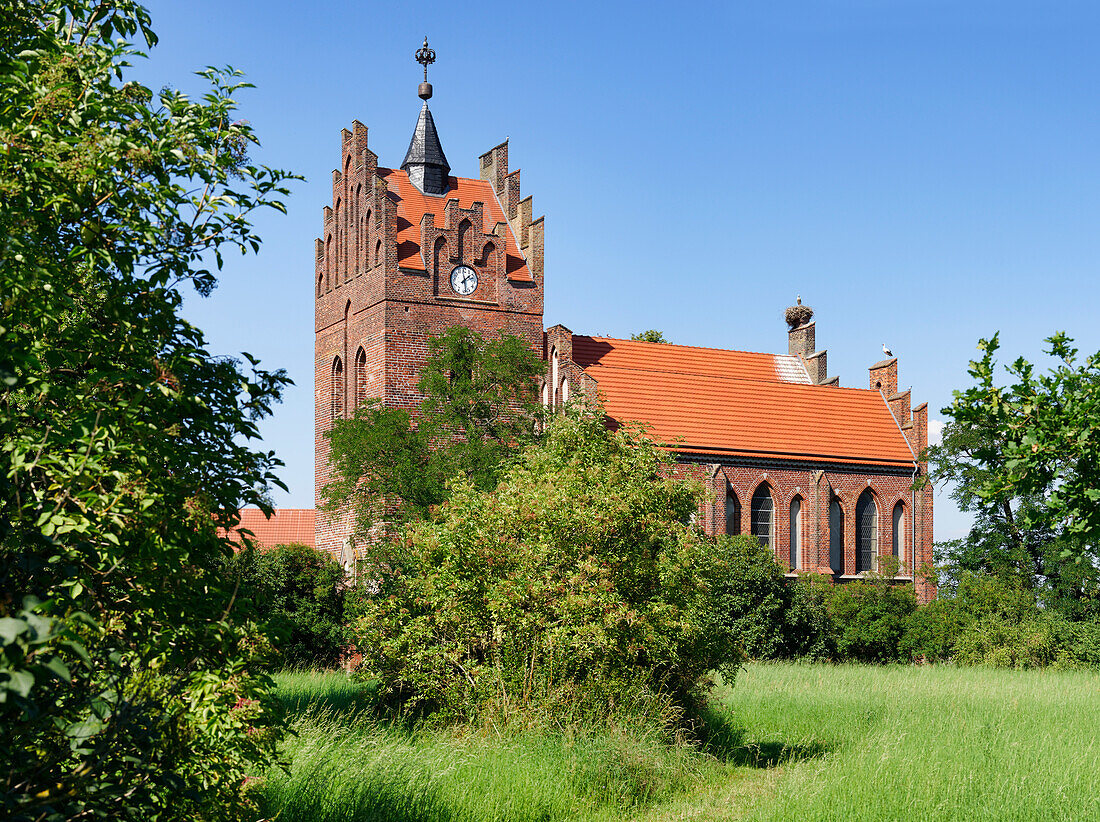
255 672 725 822
255 666 1100 822
717 663 1100 822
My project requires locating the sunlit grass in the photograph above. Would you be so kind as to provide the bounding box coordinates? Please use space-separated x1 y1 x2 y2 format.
254 665 1100 822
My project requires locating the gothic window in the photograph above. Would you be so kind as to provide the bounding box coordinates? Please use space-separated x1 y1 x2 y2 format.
789 496 803 570
551 347 559 407
560 378 569 405
829 497 844 574
333 198 342 286
317 272 323 298
457 218 471 262
355 347 367 409
892 501 906 565
375 239 382 269
364 209 372 267
325 235 332 291
477 240 495 267
725 484 741 536
541 381 549 408
331 356 344 421
751 484 774 549
354 183 362 275
856 490 878 574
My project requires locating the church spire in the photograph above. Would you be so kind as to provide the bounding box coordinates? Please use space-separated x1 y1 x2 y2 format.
402 37 450 195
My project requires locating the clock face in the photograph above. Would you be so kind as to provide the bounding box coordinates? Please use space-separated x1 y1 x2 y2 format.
450 264 477 296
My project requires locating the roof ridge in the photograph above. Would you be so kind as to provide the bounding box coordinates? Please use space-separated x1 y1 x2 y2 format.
582 335 783 360
582 361 886 395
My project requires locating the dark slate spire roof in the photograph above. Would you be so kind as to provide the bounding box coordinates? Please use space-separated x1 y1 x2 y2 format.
401 102 450 195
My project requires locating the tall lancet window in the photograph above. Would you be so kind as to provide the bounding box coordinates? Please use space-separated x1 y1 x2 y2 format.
725 484 741 536
892 502 906 570
856 490 878 574
751 484 774 549
789 497 803 570
331 356 344 421
829 497 844 574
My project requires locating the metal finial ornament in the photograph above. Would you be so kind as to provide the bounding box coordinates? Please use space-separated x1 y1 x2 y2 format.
415 37 436 100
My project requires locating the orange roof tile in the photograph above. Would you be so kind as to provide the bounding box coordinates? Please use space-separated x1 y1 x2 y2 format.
379 168 533 282
227 508 315 549
574 337 915 467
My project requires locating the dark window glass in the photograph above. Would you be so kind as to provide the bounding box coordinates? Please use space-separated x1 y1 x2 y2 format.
856 490 878 574
829 498 843 573
751 485 774 548
725 485 741 535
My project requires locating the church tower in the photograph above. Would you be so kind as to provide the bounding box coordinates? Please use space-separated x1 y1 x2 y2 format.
314 40 546 558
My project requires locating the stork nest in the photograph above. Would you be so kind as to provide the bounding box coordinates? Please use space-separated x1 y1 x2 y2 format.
785 304 814 330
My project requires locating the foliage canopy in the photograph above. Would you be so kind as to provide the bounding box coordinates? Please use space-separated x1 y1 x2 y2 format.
348 409 742 723
0 2 296 819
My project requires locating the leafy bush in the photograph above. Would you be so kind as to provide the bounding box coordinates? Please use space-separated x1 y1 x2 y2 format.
824 575 917 663
702 542 831 661
347 410 742 724
227 544 348 668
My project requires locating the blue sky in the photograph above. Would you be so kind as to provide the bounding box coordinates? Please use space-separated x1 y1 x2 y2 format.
135 1 1100 540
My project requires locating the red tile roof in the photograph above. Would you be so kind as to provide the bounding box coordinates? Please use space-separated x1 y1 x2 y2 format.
572 336 916 467
228 508 315 549
379 168 533 281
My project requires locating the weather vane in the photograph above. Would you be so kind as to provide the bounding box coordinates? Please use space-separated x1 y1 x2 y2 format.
416 37 435 100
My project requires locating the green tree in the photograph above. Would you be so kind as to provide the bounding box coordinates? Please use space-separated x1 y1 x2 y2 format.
631 329 669 344
324 326 544 537
929 333 1100 612
226 544 348 669
347 409 741 723
0 3 296 819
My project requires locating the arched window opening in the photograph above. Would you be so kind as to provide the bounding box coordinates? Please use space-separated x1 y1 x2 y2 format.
364 209 372 267
333 199 342 286
751 484 774 549
789 496 803 570
829 497 844 574
551 348 559 407
725 484 741 536
354 183 362 270
477 240 495 267
892 501 906 568
560 378 569 405
325 235 332 291
457 218 471 262
317 272 323 298
856 490 878 574
541 382 549 408
354 347 367 409
375 239 382 268
331 357 344 421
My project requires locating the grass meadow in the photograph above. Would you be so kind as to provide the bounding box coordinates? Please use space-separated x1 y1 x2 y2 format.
255 664 1100 822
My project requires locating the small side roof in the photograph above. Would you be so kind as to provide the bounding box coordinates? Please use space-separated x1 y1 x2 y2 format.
572 336 914 467
227 508 315 549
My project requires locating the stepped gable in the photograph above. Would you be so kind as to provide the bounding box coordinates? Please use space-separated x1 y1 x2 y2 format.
571 336 914 467
378 167 534 282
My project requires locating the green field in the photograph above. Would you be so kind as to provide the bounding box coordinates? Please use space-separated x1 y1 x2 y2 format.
256 664 1100 822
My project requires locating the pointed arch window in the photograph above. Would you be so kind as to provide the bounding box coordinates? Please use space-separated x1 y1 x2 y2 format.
333 198 342 286
789 496 803 570
725 484 741 536
354 347 367 409
892 501 906 566
751 484 774 548
331 356 344 421
829 497 844 574
856 490 878 574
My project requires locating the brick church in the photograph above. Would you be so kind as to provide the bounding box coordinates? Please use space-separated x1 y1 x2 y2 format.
295 44 934 602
